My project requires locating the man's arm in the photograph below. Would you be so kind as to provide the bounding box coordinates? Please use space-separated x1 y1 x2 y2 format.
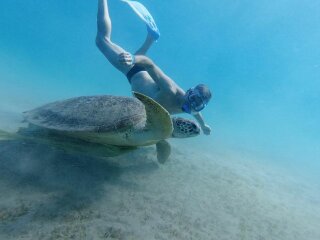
134 55 174 90
193 112 211 135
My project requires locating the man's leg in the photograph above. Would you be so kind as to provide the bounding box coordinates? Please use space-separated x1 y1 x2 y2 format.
135 33 155 55
96 0 131 74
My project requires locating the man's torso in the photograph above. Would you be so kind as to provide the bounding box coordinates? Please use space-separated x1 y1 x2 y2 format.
130 71 184 114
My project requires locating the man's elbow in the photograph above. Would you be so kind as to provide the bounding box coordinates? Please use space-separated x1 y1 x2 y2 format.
144 62 155 71
135 55 154 69
95 35 104 50
95 35 110 50
143 57 155 69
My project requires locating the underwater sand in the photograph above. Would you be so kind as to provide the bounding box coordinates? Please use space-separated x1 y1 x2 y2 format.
0 110 319 240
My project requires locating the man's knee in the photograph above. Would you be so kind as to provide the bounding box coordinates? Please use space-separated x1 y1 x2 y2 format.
95 35 103 49
95 34 111 50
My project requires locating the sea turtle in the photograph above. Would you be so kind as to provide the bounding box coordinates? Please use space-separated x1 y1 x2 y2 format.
20 92 200 163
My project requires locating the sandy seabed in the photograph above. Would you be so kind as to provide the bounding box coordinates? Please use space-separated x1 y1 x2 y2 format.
0 110 319 240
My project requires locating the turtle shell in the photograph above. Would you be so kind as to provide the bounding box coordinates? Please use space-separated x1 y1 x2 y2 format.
23 95 147 132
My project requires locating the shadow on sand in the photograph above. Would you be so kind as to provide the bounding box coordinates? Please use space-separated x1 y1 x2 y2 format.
0 138 159 225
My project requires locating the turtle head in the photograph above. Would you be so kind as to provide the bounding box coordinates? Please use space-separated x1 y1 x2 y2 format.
171 117 200 138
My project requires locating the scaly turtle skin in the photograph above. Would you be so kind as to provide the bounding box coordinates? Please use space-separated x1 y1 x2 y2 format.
21 92 200 163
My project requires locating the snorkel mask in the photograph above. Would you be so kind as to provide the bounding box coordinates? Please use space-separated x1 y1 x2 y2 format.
182 88 208 114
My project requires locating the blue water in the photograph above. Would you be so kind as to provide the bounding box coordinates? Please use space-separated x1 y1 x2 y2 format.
1 0 319 174
0 0 320 238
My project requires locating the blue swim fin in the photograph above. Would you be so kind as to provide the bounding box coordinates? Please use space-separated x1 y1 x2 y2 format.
122 0 160 40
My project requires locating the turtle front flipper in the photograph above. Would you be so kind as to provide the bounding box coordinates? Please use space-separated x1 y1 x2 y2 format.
156 140 171 164
133 92 173 141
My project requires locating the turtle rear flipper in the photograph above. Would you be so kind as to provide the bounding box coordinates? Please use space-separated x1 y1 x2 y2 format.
156 140 171 164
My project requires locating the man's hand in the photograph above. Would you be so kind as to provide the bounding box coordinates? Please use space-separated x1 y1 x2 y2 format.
202 124 211 135
118 52 135 67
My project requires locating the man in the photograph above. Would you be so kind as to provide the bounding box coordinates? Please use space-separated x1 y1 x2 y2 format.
96 0 212 135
